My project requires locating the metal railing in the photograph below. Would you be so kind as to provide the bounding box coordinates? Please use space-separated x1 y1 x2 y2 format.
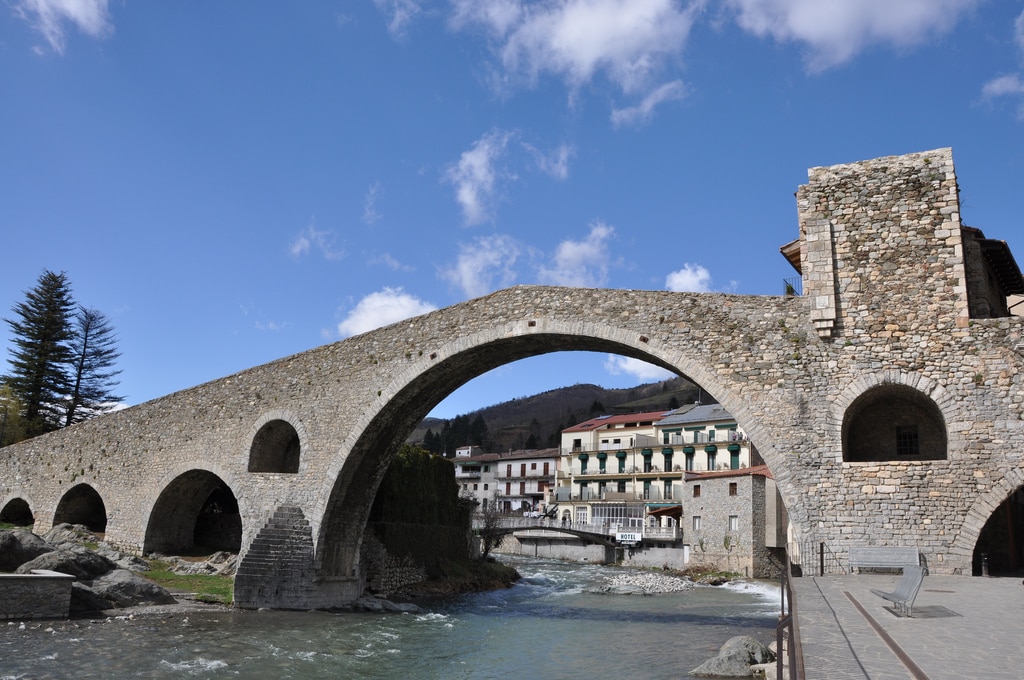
791 541 847 576
776 549 805 679
475 515 682 541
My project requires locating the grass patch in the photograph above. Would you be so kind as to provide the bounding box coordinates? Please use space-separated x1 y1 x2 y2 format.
144 560 234 604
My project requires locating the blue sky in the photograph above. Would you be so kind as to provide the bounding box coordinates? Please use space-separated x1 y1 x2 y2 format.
2 1 1023 420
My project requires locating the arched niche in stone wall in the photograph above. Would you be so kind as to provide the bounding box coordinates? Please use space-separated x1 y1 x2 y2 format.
842 384 947 462
0 497 34 527
144 470 242 554
248 419 301 473
53 483 107 533
972 485 1024 576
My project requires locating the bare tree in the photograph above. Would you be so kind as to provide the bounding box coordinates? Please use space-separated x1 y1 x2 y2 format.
478 492 508 560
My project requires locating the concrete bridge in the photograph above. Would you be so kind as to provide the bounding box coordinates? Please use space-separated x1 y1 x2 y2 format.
472 515 675 548
2 148 1023 609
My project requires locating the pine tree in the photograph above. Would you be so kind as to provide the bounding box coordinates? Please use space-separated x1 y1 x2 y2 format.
63 307 123 427
3 270 76 437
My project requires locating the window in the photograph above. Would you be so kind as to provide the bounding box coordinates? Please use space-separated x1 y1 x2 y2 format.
685 452 694 471
692 515 702 531
483 465 490 472
843 384 947 462
617 480 626 493
709 430 716 442
482 498 488 509
531 463 537 470
707 452 717 470
729 482 738 496
693 485 701 498
520 464 527 476
664 481 673 499
473 484 478 490
728 515 739 532
484 484 489 490
896 426 920 456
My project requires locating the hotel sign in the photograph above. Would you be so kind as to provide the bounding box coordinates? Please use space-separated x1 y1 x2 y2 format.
616 532 642 544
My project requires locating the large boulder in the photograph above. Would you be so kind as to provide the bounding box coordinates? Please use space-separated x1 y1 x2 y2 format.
70 582 117 614
43 523 99 550
690 635 775 678
85 569 177 608
15 546 117 579
0 529 54 571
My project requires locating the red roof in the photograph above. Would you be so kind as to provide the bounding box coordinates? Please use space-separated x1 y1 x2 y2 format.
563 410 674 433
684 464 773 481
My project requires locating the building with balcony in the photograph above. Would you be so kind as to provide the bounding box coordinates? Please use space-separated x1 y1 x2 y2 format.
453 445 558 514
543 404 782 575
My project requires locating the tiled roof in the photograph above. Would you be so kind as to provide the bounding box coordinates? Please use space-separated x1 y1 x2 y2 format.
563 410 675 433
656 403 735 426
684 464 773 481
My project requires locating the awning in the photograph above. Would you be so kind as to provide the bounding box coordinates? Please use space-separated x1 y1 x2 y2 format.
704 444 718 453
647 504 682 519
641 448 653 457
615 451 627 459
577 453 589 461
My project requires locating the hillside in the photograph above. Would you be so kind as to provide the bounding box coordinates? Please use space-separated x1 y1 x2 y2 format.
408 376 710 455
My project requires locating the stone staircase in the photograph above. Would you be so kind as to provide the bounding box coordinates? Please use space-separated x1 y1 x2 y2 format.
233 505 316 609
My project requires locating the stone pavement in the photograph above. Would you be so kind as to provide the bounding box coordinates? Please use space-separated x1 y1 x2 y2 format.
792 574 1024 679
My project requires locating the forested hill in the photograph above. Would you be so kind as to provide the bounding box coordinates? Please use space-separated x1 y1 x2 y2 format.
408 376 709 456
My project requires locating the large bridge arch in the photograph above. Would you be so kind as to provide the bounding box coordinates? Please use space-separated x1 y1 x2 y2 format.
311 312 797 581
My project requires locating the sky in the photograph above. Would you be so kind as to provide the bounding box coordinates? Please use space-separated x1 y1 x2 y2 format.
1 1 1023 420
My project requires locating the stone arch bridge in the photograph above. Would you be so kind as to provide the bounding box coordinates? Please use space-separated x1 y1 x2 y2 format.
3 148 1023 609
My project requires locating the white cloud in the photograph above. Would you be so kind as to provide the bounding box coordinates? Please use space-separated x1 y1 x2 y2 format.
725 0 980 71
441 234 522 297
445 130 515 226
363 181 383 224
1015 9 1024 52
983 74 1024 98
604 355 675 381
524 142 575 180
538 222 615 287
12 0 113 54
452 0 701 96
370 252 413 272
373 0 423 38
666 263 712 292
981 74 1024 119
289 219 344 260
611 79 686 127
337 287 438 337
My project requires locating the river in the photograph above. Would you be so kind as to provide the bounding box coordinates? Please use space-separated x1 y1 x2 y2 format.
1 556 780 679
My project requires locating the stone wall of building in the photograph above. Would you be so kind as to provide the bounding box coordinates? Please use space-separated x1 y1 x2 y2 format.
1 148 1022 607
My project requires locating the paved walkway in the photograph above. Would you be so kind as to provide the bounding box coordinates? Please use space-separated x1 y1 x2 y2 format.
792 574 1024 679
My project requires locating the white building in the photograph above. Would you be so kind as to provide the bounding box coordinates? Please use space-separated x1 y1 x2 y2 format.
453 445 559 514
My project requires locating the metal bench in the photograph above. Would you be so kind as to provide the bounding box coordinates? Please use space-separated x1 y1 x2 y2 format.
848 546 921 573
869 565 927 616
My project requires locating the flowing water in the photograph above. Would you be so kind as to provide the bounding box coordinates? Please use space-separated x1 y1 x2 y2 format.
0 557 780 679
